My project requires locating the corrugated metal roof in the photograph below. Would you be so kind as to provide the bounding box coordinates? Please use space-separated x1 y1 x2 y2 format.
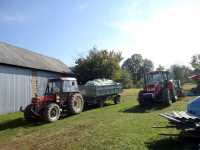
0 42 71 73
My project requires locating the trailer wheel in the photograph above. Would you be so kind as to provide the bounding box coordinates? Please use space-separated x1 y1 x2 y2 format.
43 103 60 122
114 95 121 104
68 93 84 115
97 100 104 108
24 104 37 122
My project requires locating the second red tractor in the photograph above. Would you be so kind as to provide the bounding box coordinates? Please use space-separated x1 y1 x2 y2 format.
138 71 183 106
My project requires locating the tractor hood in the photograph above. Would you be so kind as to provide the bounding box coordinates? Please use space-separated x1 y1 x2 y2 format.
145 81 160 92
32 94 56 104
187 96 200 117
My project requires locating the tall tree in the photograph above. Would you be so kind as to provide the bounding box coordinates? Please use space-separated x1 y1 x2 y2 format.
143 59 154 73
170 64 192 83
191 54 200 73
120 70 133 89
122 54 154 85
156 64 165 71
73 48 122 84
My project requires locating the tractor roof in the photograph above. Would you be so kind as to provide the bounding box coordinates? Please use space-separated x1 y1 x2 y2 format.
48 77 77 81
60 77 77 81
148 71 169 74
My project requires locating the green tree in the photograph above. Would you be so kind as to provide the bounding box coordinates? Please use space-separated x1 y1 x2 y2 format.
170 64 192 83
120 70 133 89
73 48 123 84
143 59 154 73
156 64 165 71
122 54 154 85
191 54 200 73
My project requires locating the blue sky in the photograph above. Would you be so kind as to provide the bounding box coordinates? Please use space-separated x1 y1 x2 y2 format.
1 0 200 67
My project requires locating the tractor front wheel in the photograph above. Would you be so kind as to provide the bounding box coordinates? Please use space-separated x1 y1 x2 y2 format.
68 93 84 115
138 90 147 107
24 104 37 122
43 103 60 122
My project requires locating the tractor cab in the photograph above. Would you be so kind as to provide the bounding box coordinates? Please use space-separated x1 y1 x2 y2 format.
45 77 79 95
144 71 169 92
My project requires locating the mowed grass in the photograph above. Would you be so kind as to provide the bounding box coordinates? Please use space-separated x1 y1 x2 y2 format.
0 86 198 150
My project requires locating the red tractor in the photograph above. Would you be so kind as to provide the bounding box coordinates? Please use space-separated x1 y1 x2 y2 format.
23 77 84 122
138 71 182 106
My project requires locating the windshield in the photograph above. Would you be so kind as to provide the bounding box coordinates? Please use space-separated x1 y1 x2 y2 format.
147 73 166 83
46 80 62 94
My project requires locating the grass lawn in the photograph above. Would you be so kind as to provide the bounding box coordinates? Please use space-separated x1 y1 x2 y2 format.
0 86 198 150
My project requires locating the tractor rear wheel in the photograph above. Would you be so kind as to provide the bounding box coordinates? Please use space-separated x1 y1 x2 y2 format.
68 93 84 115
24 104 37 122
162 89 171 105
114 95 121 104
43 103 60 122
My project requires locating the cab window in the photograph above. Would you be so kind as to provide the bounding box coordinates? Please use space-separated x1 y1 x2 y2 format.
46 80 61 94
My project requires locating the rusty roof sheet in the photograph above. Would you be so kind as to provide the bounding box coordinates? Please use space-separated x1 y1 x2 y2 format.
0 42 71 73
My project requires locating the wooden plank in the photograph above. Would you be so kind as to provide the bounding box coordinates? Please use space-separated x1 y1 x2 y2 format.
160 113 182 123
172 111 182 118
179 111 192 119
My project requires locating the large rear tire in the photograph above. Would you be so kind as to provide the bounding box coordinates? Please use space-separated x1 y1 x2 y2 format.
24 104 37 122
68 93 84 115
162 89 171 105
43 103 60 122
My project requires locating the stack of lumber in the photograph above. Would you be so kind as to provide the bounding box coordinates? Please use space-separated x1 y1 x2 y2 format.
160 111 200 137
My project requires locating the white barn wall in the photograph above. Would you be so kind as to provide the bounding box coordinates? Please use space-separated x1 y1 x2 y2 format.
0 65 62 115
0 65 32 114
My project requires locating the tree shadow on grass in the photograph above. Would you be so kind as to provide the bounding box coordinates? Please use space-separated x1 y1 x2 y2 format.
0 117 46 131
122 104 169 113
146 137 199 150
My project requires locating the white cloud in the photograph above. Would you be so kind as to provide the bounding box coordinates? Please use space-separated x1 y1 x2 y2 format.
107 1 200 68
0 15 27 23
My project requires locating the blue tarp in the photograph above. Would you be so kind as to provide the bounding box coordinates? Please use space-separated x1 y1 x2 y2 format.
187 96 200 117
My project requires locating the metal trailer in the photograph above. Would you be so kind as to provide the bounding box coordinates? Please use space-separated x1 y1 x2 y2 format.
79 81 122 107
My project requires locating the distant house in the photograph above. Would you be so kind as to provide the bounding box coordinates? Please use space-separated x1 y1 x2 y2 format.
0 42 72 114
